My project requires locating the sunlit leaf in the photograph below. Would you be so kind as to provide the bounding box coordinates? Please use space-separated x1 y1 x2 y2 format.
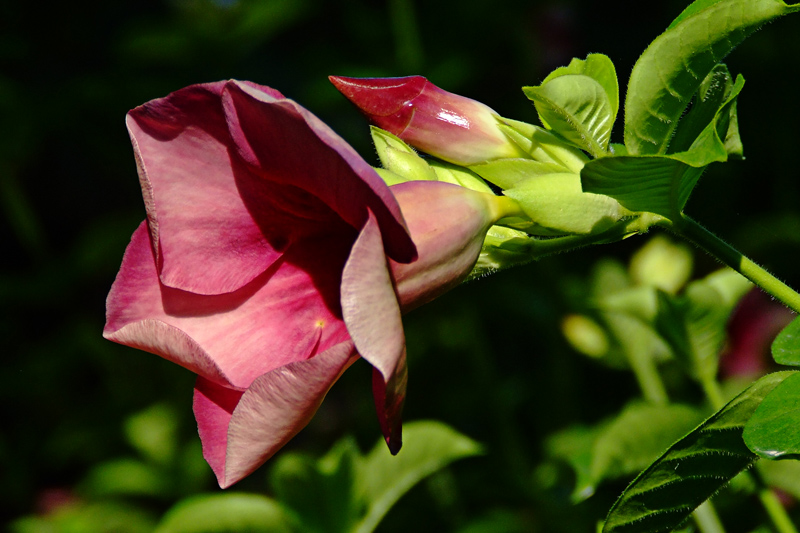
603 371 794 533
155 493 294 533
743 372 800 459
772 315 800 366
668 64 738 156
523 54 618 157
624 0 800 155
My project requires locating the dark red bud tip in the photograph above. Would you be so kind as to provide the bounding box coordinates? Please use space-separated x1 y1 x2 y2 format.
329 75 428 117
387 431 403 455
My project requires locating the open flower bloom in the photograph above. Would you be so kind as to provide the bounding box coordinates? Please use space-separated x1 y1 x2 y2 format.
330 75 527 165
105 80 516 488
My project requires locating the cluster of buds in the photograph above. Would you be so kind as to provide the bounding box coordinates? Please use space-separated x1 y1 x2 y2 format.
330 75 632 269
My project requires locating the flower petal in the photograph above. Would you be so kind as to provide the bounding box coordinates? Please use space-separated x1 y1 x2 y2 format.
128 81 291 295
340 211 408 450
194 341 357 488
222 81 417 264
390 181 498 312
104 222 352 390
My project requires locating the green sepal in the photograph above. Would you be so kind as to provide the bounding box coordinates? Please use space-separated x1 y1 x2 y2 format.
470 158 568 190
603 371 796 533
523 55 618 157
497 117 589 173
428 160 494 193
371 126 437 181
744 372 800 459
504 172 627 235
624 0 799 155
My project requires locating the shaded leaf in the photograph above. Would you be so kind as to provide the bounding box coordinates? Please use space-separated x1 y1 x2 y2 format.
155 493 294 533
590 402 704 489
584 74 743 221
269 437 359 533
354 421 483 533
624 0 799 155
744 371 800 459
603 371 794 533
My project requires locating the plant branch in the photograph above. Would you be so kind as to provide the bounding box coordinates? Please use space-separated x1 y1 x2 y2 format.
670 214 800 314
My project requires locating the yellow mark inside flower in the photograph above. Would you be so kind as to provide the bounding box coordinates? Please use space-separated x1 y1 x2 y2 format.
316 319 325 329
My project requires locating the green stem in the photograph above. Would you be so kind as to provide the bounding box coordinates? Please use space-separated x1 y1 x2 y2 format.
752 468 799 533
693 501 727 533
671 214 800 314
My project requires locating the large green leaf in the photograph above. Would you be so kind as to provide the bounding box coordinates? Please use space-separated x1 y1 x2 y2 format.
603 371 794 533
523 54 618 157
624 0 800 155
155 493 294 533
744 372 800 459
584 74 743 220
354 421 483 533
772 315 800 366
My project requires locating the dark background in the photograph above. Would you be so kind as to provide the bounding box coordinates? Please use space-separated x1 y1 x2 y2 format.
2 0 799 530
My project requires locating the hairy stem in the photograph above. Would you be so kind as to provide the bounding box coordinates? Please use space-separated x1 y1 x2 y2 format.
671 214 800 314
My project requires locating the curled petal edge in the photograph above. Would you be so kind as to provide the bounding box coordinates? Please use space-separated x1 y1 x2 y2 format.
194 340 358 488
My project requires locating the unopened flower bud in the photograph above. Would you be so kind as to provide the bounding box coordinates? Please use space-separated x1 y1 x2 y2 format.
330 75 527 165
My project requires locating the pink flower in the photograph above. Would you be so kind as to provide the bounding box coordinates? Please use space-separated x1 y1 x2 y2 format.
104 80 512 488
329 75 526 165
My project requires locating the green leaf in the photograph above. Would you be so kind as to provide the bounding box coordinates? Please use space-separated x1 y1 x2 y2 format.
624 0 800 155
155 493 294 533
590 402 704 488
581 156 704 221
603 371 795 533
584 71 743 221
668 64 737 155
524 55 618 157
744 372 800 459
80 458 171 499
124 403 179 465
655 269 752 383
772 315 800 366
354 421 482 533
269 437 360 533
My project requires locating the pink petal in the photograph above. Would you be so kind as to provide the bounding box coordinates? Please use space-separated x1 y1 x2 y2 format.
104 222 352 390
340 211 408 450
194 341 357 488
127 81 288 295
391 181 498 312
221 81 417 264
